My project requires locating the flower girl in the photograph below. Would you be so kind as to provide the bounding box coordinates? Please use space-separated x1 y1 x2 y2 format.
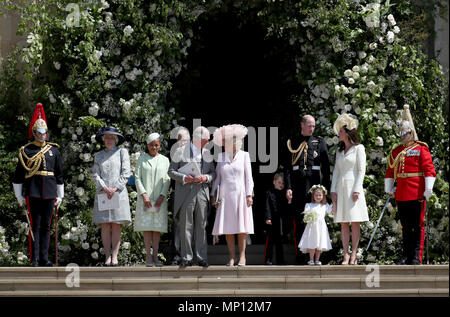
298 185 333 265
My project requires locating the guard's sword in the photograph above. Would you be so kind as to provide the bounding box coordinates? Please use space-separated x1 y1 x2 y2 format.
22 204 35 242
366 196 391 252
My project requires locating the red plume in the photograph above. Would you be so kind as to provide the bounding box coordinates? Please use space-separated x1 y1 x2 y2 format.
28 103 47 139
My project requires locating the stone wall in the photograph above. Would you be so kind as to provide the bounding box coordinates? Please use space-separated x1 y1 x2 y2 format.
0 10 24 64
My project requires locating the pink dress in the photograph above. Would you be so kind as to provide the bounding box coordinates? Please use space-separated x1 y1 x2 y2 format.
211 151 254 235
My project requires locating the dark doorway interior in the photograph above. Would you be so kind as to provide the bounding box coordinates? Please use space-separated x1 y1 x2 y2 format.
168 8 301 244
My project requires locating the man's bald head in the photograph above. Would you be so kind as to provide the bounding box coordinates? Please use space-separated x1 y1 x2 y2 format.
301 115 315 136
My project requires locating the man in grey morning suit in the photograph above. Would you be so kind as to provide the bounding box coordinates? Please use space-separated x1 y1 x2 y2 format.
168 126 215 267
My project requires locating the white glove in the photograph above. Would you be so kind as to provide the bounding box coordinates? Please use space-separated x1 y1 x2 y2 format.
384 178 395 194
55 184 64 208
13 183 26 206
424 177 435 201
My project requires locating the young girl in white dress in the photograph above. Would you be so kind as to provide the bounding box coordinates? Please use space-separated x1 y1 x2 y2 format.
298 185 333 265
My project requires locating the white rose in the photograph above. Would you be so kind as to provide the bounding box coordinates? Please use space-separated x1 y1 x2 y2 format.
122 242 131 250
82 242 89 250
123 101 132 111
352 66 360 72
124 25 134 36
92 243 99 250
91 251 99 259
387 31 395 43
76 127 83 135
378 36 384 44
352 72 360 80
91 135 97 143
369 43 377 50
53 62 61 70
72 134 77 141
367 81 376 89
387 14 396 26
78 174 85 181
75 187 85 197
344 104 352 111
348 78 355 85
342 86 350 95
355 107 361 114
335 85 341 92
94 50 102 60
358 51 367 59
332 136 339 145
344 69 353 77
393 26 400 34
376 136 384 146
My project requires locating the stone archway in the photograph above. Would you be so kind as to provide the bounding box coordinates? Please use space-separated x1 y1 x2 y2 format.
169 6 303 245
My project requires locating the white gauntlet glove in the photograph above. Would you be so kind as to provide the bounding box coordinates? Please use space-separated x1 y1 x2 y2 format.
13 183 26 207
55 184 64 208
424 177 435 201
384 178 396 195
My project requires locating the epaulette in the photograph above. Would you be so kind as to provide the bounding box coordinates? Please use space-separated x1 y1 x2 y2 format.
47 142 60 148
416 141 428 148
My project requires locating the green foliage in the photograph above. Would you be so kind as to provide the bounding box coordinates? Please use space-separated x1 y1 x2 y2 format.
0 0 448 266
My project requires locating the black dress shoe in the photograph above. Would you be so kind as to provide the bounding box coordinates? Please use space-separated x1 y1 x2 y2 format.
396 257 409 265
180 260 193 267
39 261 54 267
198 260 209 267
411 259 422 265
31 260 39 267
265 260 273 266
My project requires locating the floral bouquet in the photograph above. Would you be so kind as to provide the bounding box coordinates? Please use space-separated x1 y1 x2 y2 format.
303 208 319 224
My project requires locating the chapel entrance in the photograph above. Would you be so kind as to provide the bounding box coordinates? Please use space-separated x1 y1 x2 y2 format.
169 5 302 245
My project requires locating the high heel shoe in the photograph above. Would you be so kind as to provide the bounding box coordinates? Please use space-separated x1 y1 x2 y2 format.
226 259 235 267
341 254 350 265
350 255 358 265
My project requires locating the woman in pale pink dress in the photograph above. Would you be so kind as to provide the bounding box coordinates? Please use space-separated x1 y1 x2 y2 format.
211 124 254 266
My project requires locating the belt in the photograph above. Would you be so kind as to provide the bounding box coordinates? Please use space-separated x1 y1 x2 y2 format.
35 171 54 176
397 172 424 178
293 165 321 171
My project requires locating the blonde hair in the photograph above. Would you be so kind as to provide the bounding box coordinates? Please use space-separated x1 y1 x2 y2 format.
310 186 327 205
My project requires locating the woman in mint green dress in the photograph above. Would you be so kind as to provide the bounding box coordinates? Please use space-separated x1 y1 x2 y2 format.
134 133 170 266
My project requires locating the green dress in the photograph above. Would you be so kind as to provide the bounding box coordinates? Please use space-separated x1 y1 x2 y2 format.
134 153 170 232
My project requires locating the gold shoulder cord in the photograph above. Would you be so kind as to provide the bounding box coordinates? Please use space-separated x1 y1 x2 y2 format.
387 143 420 180
19 144 53 178
287 139 308 166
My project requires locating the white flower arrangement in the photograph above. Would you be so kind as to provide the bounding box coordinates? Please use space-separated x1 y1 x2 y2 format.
303 208 319 224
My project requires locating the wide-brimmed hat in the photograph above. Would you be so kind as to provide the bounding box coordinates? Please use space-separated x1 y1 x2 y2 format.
95 126 125 145
333 113 358 135
212 124 248 146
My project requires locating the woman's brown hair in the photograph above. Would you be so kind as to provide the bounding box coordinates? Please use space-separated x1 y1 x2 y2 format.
338 127 360 152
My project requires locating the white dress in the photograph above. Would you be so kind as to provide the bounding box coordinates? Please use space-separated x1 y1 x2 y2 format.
330 144 369 223
298 203 333 252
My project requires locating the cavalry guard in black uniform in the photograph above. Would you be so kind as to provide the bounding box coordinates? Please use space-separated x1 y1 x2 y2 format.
284 115 330 264
12 103 64 267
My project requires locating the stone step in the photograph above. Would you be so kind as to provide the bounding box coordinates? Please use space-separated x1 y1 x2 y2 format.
0 288 447 297
0 265 447 297
0 265 447 279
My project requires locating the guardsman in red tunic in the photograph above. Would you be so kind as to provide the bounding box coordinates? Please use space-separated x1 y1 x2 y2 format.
385 105 436 265
12 103 64 267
